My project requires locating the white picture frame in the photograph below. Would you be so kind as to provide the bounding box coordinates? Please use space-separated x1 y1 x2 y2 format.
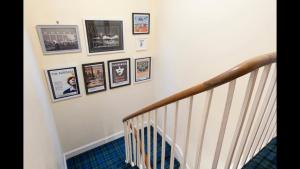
44 66 82 102
136 38 147 51
36 25 81 55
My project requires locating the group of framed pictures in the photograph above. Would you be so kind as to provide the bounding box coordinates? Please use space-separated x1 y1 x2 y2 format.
45 57 151 102
36 13 150 55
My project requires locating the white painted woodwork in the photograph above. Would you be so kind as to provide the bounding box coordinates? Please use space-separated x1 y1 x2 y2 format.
170 101 179 169
161 106 167 169
147 112 151 169
153 109 158 169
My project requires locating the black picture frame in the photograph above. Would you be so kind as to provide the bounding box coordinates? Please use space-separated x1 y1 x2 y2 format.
45 67 81 102
132 13 150 35
82 62 107 94
135 57 151 83
107 58 131 89
84 20 124 55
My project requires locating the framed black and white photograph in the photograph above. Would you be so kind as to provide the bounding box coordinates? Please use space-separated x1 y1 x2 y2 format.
135 57 151 83
132 13 150 34
83 20 124 55
136 38 147 51
36 25 81 55
107 58 131 89
82 62 107 94
45 67 81 102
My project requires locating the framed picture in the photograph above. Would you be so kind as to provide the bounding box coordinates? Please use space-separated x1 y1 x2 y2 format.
36 25 81 55
132 13 150 34
107 58 131 89
45 67 81 102
82 62 107 94
135 57 151 83
136 38 147 51
83 20 124 55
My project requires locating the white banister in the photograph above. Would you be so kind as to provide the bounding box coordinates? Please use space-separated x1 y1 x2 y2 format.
161 106 167 169
241 70 276 164
232 65 271 169
141 114 145 168
224 70 258 169
137 116 141 166
247 93 276 159
194 89 214 169
212 80 236 169
181 96 194 169
153 109 158 169
132 119 137 166
124 122 129 163
255 106 276 153
147 112 151 169
170 101 179 169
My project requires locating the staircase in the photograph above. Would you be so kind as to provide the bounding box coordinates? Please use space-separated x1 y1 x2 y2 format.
122 53 277 169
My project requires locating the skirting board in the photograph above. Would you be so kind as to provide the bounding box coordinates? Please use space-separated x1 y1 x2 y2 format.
64 130 124 160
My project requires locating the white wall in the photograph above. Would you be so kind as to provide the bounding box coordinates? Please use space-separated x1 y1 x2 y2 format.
24 31 65 169
24 0 158 152
153 0 276 168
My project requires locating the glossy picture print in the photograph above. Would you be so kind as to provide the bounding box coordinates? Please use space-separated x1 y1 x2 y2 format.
36 25 81 55
108 58 131 89
84 20 124 55
45 67 81 102
82 62 107 94
135 57 151 82
132 13 150 34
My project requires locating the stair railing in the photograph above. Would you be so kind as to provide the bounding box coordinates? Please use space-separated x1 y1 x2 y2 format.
122 52 276 169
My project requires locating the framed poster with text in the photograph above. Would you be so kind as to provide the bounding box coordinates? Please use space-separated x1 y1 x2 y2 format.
107 58 131 89
132 13 150 34
82 62 107 94
135 57 151 83
45 67 81 102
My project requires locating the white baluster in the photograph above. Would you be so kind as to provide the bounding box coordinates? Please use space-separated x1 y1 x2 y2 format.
124 122 129 163
224 70 258 169
267 123 276 143
132 119 137 166
147 112 151 169
141 114 145 168
248 93 276 159
254 103 276 155
261 115 276 148
232 65 271 169
194 89 214 169
181 96 194 169
153 109 158 169
128 120 133 166
170 101 179 169
212 80 236 169
137 116 141 167
161 106 167 169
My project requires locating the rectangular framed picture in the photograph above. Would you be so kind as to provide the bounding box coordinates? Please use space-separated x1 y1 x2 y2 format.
136 38 147 51
82 62 107 94
45 67 81 102
36 25 81 55
135 57 151 83
132 13 150 34
83 20 124 55
108 58 131 89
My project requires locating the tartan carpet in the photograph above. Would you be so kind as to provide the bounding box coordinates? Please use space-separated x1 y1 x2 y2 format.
66 126 180 169
242 137 277 169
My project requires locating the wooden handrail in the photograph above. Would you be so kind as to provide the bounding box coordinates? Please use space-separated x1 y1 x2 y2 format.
123 52 276 122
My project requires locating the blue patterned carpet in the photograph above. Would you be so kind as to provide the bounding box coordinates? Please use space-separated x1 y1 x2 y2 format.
66 126 180 169
242 137 277 169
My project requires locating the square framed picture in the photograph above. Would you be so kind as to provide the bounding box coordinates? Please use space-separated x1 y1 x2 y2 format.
45 67 81 102
107 58 131 89
136 38 147 51
82 62 107 94
132 13 150 34
36 25 81 55
135 57 151 83
83 20 124 55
